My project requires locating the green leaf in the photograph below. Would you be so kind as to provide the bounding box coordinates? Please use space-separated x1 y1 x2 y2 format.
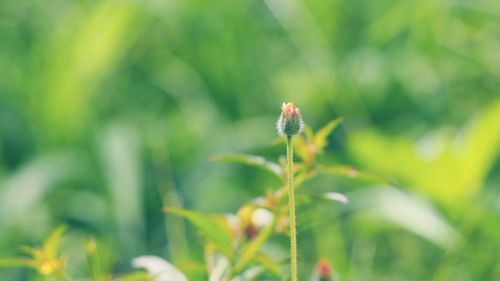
164 207 234 258
346 99 500 206
0 258 29 268
19 246 38 257
304 126 314 141
209 154 284 181
43 225 68 259
351 187 458 249
85 237 108 281
460 100 500 197
255 253 281 276
293 135 312 163
314 118 343 154
320 165 389 184
293 119 342 163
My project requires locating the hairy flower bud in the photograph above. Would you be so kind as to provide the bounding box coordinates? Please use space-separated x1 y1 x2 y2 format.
277 102 304 136
315 259 333 281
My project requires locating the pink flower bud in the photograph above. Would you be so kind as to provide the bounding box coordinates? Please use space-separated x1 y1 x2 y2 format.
314 259 333 281
277 102 304 136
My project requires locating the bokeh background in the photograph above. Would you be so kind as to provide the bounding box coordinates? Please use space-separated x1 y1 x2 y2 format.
1 0 500 280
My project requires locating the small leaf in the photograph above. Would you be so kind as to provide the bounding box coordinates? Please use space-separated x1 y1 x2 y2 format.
255 253 281 276
164 207 234 257
314 118 343 154
209 154 284 181
293 119 342 163
132 256 187 281
19 246 38 257
293 135 313 163
43 225 68 259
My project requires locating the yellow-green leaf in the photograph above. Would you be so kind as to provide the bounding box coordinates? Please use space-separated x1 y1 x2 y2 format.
43 225 68 259
314 118 343 154
164 207 234 258
346 99 500 206
255 253 281 276
293 135 313 163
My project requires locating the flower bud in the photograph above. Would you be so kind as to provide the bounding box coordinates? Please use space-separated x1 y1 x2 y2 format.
277 102 304 136
243 224 258 240
313 259 333 281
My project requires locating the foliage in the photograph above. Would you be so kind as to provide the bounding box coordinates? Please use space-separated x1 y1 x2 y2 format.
1 0 500 280
0 119 373 280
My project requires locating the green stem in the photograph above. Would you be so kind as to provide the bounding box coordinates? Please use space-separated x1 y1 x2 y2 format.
286 135 298 281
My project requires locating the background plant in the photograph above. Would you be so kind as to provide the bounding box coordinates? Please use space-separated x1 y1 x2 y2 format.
1 0 500 280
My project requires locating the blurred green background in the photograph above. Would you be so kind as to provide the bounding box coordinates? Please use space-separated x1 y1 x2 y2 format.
1 0 500 280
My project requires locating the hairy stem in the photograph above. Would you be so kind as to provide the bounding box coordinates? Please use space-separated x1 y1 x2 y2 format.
286 135 298 281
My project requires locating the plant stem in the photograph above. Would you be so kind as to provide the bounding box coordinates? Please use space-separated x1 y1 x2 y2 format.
286 135 298 281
